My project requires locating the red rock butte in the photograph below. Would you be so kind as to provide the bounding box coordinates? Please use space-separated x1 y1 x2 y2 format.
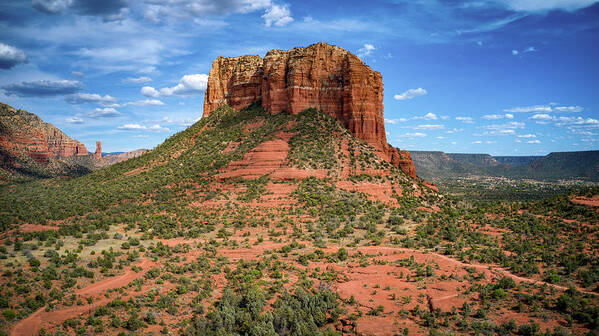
203 42 417 178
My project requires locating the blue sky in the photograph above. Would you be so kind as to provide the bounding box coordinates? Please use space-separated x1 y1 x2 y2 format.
0 0 598 155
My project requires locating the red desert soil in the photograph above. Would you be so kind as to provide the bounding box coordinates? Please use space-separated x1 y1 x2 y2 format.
0 224 59 243
11 259 153 336
336 181 399 206
329 246 575 336
571 195 599 207
216 130 329 181
16 224 59 233
217 138 290 180
423 182 439 192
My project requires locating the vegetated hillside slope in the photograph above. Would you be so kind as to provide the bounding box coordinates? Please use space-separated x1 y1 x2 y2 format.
507 150 599 181
95 149 148 167
446 153 501 167
1 105 597 336
1 104 430 229
411 150 599 181
494 155 541 166
410 151 491 178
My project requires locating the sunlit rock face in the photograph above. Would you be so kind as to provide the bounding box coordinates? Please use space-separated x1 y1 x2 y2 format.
0 102 88 167
203 42 417 178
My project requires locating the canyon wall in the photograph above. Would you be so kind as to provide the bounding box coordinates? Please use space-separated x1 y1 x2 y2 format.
203 43 417 178
0 102 89 167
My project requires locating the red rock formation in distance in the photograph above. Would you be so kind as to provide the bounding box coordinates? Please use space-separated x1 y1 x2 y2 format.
0 102 89 165
95 141 102 159
203 42 417 178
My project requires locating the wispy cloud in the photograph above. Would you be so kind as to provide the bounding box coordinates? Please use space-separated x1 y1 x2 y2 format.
400 132 427 138
2 80 83 97
124 76 151 83
504 104 583 113
455 116 474 123
117 123 169 132
403 124 445 130
86 107 121 118
496 0 599 12
483 121 525 130
121 99 164 107
65 93 116 105
65 116 84 124
512 46 537 56
482 113 514 120
531 114 599 128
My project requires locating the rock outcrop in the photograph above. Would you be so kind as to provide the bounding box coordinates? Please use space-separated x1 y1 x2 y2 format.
95 141 102 159
0 103 89 162
203 42 417 178
0 102 95 178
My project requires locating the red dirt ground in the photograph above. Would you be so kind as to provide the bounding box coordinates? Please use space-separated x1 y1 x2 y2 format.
11 258 153 336
571 195 599 207
16 224 59 233
336 181 399 206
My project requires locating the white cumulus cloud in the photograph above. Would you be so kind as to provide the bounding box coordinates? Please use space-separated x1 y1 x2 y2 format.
142 74 208 97
0 43 27 69
394 88 427 100
141 86 159 98
262 4 293 27
357 44 375 58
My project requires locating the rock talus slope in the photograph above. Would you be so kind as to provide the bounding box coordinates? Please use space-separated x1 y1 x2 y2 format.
203 42 417 178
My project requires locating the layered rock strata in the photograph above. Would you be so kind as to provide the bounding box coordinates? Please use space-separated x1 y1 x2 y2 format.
0 102 89 167
203 42 417 178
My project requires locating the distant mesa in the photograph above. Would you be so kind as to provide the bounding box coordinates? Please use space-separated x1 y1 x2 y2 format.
203 42 417 178
410 150 599 181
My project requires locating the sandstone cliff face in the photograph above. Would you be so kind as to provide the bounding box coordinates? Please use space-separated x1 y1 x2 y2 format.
203 43 417 178
95 141 102 159
0 102 89 170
